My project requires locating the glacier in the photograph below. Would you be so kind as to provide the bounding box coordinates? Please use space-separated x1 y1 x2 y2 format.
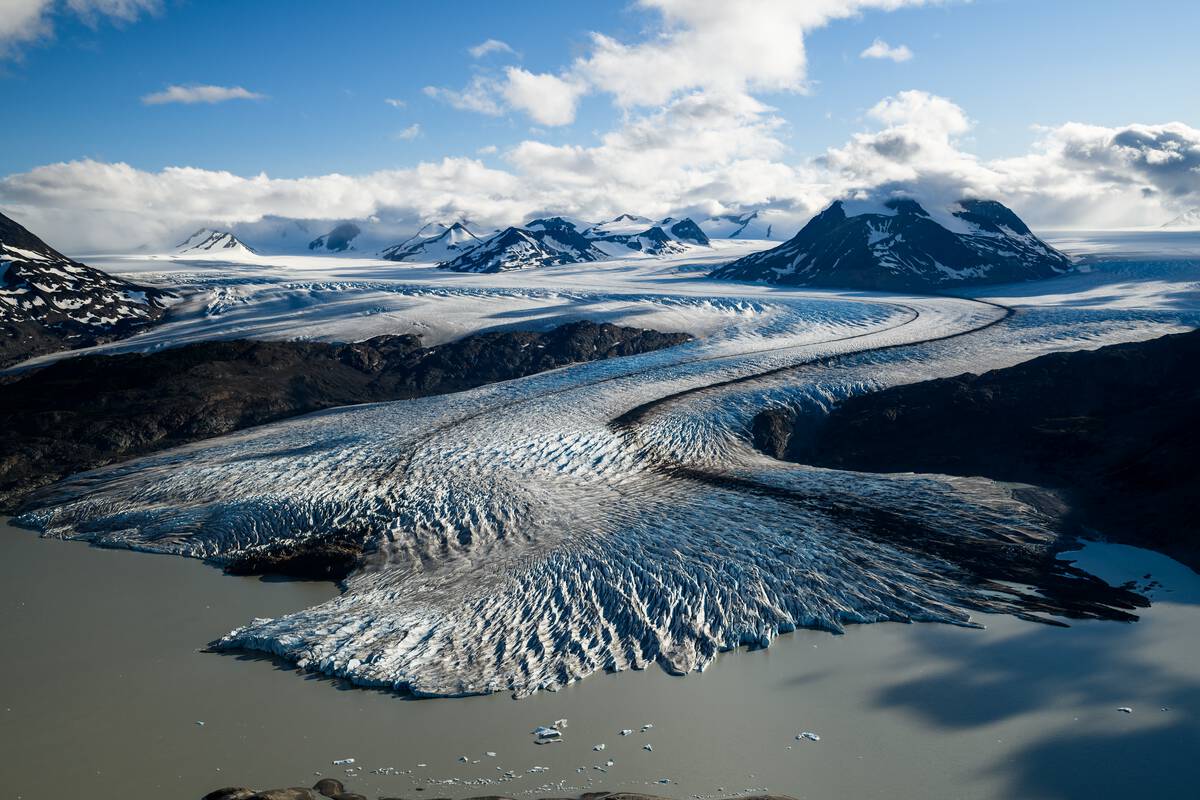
13 241 1200 697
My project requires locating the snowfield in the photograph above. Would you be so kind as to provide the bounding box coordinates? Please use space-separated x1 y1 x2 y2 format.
14 233 1200 697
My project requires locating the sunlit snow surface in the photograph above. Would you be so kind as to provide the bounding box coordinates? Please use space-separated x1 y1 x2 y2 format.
16 235 1200 696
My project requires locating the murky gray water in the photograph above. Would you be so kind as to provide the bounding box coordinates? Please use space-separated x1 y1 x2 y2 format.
2 519 1197 800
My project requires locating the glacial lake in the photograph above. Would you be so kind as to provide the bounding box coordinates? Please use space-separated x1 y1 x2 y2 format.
2 518 1197 800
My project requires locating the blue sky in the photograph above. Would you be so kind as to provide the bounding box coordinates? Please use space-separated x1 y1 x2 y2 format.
2 0 1199 249
3 0 1196 176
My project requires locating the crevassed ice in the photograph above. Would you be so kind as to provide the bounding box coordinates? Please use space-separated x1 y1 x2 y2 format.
17 262 1200 697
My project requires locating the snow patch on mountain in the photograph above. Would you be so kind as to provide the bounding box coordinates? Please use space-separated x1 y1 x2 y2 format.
176 228 257 256
583 215 711 256
380 221 482 262
0 211 174 359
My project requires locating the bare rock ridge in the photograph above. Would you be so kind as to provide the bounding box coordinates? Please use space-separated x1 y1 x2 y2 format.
712 197 1072 291
0 210 174 367
752 328 1200 570
0 320 692 523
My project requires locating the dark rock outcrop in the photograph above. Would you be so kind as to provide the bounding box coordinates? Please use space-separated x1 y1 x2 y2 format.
753 329 1200 571
0 321 690 513
0 210 173 367
202 784 796 800
309 222 362 252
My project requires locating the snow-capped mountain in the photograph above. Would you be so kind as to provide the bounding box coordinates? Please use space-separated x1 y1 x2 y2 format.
1163 208 1200 229
440 219 606 273
438 214 713 273
0 210 174 366
699 210 780 240
711 197 1073 292
583 214 711 255
379 221 481 262
308 222 362 252
176 228 257 256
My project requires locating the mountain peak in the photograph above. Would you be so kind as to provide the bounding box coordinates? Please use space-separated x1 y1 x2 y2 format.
380 220 481 262
712 197 1072 292
176 228 257 255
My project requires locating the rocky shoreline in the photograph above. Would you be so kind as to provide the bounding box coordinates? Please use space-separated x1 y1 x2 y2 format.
0 320 690 515
752 328 1200 571
203 782 792 800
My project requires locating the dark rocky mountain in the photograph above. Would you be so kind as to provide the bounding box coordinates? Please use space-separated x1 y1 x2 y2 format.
440 219 607 272
379 220 481 262
0 320 690 516
176 228 257 255
712 197 1072 292
584 214 711 255
0 210 173 368
753 329 1200 571
308 222 362 252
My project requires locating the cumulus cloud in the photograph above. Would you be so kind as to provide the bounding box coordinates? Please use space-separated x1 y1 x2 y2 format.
468 38 517 59
394 123 421 141
426 0 943 126
141 84 265 105
0 0 158 57
384 98 406 109
860 38 913 62
6 88 1199 251
500 67 585 127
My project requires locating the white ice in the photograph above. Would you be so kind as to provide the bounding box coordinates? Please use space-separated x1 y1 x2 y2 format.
14 234 1200 697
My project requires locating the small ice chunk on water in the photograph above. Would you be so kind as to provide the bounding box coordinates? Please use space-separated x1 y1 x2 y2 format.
486 751 497 757
605 759 614 767
195 721 205 727
458 755 469 762
1118 707 1133 713
643 744 653 752
332 758 356 765
593 743 606 751
532 726 562 739
642 723 654 731
797 731 820 742
620 729 633 736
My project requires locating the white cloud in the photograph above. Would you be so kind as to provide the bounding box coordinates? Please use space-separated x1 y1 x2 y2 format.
384 98 406 109
426 0 945 126
423 78 505 116
7 88 1196 251
142 84 265 105
468 38 517 59
0 0 158 57
860 38 913 62
501 67 585 127
477 145 499 155
394 123 421 141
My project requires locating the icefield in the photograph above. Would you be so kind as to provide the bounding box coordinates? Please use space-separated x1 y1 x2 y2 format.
15 238 1200 697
